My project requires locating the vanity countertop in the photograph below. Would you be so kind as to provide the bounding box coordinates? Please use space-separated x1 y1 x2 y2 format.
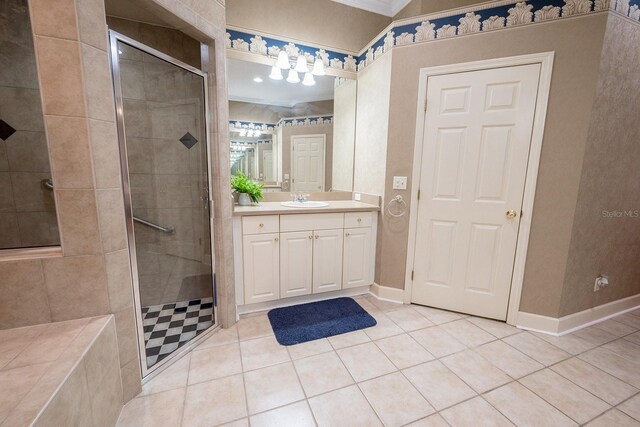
233 200 380 216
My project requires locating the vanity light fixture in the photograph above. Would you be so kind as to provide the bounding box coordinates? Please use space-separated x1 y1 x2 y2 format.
302 72 315 86
286 68 300 83
269 66 283 80
253 77 263 83
295 55 309 73
276 50 290 69
312 57 325 76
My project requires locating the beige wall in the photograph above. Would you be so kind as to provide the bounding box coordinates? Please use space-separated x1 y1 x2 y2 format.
376 14 607 318
225 0 390 53
560 14 640 317
353 53 392 197
0 0 232 403
393 0 487 20
229 100 334 123
281 123 334 191
332 78 357 192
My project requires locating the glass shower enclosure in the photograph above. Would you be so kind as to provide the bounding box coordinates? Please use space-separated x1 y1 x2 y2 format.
109 31 217 375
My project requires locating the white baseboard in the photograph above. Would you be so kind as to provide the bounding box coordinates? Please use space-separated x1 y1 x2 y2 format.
237 286 370 316
517 293 640 336
370 283 405 303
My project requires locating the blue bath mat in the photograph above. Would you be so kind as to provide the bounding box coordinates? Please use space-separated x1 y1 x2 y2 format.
267 297 377 346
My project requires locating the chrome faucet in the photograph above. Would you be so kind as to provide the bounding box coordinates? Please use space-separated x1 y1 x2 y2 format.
292 193 308 203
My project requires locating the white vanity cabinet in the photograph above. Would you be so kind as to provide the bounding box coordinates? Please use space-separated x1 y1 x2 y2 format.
235 210 377 308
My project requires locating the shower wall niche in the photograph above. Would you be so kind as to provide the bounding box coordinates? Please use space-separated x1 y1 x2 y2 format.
0 0 59 249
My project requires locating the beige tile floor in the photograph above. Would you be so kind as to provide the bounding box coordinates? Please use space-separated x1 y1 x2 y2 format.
116 296 640 427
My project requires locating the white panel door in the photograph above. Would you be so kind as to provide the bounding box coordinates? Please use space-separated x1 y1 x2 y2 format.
342 227 372 289
292 135 325 192
412 64 541 320
313 229 343 293
243 233 280 304
280 231 313 298
263 150 273 181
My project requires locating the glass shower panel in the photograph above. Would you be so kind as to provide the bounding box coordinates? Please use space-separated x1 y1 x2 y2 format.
113 38 214 370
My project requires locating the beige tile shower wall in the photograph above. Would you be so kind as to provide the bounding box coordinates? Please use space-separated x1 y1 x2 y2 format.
1 0 233 403
378 14 607 317
106 16 202 68
332 78 357 192
0 1 59 249
559 14 640 317
353 53 391 198
226 0 391 53
281 123 334 191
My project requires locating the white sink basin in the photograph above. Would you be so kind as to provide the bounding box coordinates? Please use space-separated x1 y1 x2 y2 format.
280 201 329 208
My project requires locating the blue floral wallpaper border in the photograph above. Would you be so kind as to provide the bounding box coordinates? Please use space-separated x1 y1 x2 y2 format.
227 0 639 74
229 116 334 132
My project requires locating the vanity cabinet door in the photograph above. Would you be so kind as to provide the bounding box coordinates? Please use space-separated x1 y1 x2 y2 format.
342 227 373 289
280 231 313 298
243 233 280 304
313 229 344 294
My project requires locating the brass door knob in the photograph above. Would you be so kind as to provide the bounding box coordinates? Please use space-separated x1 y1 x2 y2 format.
506 210 517 219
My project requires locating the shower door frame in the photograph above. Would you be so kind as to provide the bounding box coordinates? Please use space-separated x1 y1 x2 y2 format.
108 30 219 378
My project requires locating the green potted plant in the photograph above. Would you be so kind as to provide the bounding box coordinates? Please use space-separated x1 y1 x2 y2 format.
231 172 264 206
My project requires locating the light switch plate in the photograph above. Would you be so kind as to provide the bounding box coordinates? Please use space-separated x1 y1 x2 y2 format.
354 193 361 201
393 176 408 190
284 173 289 179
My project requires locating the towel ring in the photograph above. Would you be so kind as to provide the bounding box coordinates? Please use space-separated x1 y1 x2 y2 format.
386 195 407 218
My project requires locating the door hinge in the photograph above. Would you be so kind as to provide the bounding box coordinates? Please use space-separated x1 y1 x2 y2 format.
424 99 428 112
417 189 421 201
411 270 414 281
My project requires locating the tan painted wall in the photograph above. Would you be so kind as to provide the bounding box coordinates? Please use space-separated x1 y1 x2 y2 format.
393 0 487 20
353 53 392 197
225 0 391 53
559 14 640 317
228 100 334 123
378 14 607 318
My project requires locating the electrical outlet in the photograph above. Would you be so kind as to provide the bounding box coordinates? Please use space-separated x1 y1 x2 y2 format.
393 176 408 190
354 193 361 201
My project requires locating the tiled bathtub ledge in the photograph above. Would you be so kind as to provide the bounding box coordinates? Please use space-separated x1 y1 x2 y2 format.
0 315 123 427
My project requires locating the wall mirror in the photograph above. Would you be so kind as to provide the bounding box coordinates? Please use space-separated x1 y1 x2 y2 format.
0 0 60 250
227 58 357 193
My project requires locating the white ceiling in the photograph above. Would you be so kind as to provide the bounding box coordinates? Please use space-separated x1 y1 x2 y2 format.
332 0 412 17
227 59 337 108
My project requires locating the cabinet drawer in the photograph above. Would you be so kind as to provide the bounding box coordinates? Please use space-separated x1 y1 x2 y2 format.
344 212 373 228
242 215 279 235
280 213 344 232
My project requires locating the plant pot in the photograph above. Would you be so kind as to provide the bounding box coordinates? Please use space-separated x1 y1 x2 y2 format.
238 193 252 206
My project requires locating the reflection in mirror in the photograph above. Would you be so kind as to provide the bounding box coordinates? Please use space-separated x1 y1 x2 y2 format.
227 58 356 193
0 0 59 249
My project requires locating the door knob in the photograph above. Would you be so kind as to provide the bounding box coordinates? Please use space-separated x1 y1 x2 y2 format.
506 210 517 219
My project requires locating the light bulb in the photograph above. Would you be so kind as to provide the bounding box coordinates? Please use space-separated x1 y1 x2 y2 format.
295 55 308 73
253 77 263 83
247 130 255 137
269 66 283 80
286 69 300 83
312 57 325 76
254 130 261 137
276 50 290 69
239 129 247 137
302 72 315 86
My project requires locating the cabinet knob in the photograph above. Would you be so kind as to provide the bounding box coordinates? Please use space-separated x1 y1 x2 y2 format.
357 218 362 222
345 232 350 237
259 223 264 228
315 234 319 239
274 237 279 242
309 235 313 239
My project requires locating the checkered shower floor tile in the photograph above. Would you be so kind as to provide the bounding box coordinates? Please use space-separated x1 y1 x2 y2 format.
142 298 214 368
